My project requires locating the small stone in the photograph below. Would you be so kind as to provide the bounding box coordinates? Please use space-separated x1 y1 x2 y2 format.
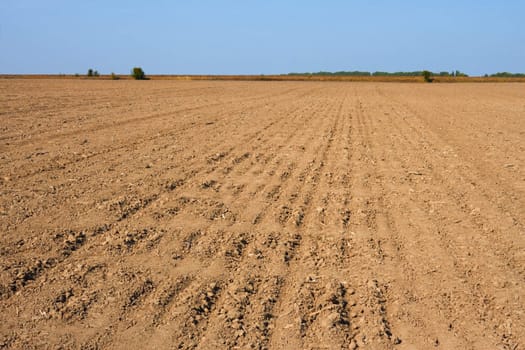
227 310 241 320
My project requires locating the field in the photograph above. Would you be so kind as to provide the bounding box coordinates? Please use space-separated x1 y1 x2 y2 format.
1 79 524 349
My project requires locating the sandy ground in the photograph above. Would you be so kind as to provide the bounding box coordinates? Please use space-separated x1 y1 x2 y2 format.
1 79 524 349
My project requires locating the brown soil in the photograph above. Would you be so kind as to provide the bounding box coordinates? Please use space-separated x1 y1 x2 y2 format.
1 79 524 349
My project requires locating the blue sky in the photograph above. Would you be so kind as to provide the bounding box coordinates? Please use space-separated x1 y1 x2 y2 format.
1 1 523 75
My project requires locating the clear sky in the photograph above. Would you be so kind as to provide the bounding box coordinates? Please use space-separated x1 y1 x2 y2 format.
1 1 523 76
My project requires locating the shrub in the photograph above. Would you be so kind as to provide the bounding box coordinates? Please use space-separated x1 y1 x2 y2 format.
422 70 434 83
111 72 120 80
131 67 146 80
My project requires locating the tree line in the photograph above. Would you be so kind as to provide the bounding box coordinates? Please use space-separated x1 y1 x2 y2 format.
286 70 525 78
487 72 525 78
286 70 469 77
83 67 147 80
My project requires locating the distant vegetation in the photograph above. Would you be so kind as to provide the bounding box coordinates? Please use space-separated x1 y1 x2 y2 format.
87 69 99 77
131 67 147 80
422 70 434 83
286 70 469 77
489 72 525 78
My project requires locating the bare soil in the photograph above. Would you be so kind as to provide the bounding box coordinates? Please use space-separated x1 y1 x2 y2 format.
1 79 524 349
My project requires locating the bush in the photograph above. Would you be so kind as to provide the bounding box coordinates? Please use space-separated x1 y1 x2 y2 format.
87 69 100 77
111 72 120 80
131 67 146 80
422 70 434 83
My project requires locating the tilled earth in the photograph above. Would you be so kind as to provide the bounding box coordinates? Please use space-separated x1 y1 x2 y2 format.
1 79 524 349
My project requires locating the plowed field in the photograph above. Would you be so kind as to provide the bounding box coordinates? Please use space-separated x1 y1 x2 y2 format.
1 79 524 349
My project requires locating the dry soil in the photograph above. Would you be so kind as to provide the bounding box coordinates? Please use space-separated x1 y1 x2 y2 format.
1 79 524 349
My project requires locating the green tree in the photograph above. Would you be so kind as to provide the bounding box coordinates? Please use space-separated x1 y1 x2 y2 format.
422 70 434 83
131 67 146 80
87 68 93 77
